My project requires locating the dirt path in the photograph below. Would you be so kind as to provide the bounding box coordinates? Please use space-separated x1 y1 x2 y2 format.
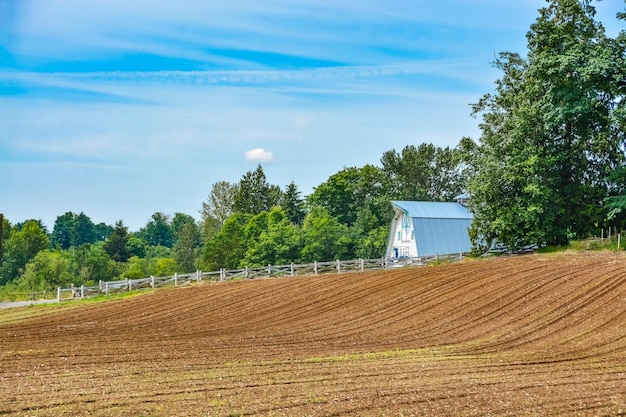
0 299 57 309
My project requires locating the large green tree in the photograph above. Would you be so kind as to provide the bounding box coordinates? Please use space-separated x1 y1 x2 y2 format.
71 212 96 247
201 213 249 271
173 221 201 272
18 250 71 294
243 207 303 266
350 205 389 259
200 181 238 242
50 212 74 250
0 220 49 284
94 222 114 241
307 165 387 227
380 144 465 202
104 220 131 263
0 215 12 267
67 242 117 284
280 181 306 225
233 165 281 216
138 212 174 248
468 0 626 252
51 212 99 250
300 207 350 262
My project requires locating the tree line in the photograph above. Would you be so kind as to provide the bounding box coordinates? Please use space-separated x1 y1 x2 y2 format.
1 0 625 298
0 144 466 298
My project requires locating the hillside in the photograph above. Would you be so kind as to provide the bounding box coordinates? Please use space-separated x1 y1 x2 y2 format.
1 252 625 416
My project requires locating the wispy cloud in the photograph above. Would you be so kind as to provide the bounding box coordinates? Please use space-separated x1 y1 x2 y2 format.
0 58 491 108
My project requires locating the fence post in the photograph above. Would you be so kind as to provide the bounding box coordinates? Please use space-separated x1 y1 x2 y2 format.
245 267 248 279
81 285 85 298
57 287 61 302
291 263 295 276
128 278 132 291
105 282 109 295
151 275 155 289
196 270 200 283
314 261 318 275
220 268 225 282
360 259 364 271
71 283 75 298
336 259 341 274
268 264 272 277
174 273 178 286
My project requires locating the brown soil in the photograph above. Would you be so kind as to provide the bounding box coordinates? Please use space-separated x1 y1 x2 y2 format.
1 252 625 416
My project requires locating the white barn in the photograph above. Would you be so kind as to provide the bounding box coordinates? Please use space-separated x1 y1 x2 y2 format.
386 200 473 258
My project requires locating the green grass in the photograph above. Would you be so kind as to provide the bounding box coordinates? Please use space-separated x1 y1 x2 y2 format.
0 289 151 325
537 236 623 254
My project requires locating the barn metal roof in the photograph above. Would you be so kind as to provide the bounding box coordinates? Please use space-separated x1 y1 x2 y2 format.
391 200 473 220
390 201 473 257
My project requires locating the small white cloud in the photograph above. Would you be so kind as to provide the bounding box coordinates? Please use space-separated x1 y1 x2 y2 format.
245 148 275 162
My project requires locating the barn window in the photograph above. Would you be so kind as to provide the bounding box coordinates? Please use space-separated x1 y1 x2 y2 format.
401 213 411 241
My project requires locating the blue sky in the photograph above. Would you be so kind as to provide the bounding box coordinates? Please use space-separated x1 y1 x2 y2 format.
1 0 624 231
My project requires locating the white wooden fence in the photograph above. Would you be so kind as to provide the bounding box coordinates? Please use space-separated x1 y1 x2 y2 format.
56 253 464 302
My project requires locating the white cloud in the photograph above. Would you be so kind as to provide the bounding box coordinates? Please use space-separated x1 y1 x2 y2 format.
245 148 275 163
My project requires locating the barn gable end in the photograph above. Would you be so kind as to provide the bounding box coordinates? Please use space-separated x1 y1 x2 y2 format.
386 200 473 258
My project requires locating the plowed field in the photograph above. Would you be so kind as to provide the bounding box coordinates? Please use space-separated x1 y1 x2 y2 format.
1 252 626 416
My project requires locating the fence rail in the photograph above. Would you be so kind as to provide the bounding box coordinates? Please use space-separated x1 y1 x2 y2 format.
56 253 465 302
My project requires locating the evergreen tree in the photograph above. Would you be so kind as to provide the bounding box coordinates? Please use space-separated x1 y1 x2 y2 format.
233 164 281 216
104 220 131 263
280 181 306 225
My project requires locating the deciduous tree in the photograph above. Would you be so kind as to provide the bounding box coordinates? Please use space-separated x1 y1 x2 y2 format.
0 220 49 284
468 0 626 252
381 144 464 202
173 221 200 273
307 165 386 227
200 181 238 241
138 212 174 248
243 207 303 266
300 207 350 262
201 213 248 270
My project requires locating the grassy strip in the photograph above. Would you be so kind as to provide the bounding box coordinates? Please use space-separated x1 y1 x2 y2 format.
0 289 150 325
538 236 624 253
